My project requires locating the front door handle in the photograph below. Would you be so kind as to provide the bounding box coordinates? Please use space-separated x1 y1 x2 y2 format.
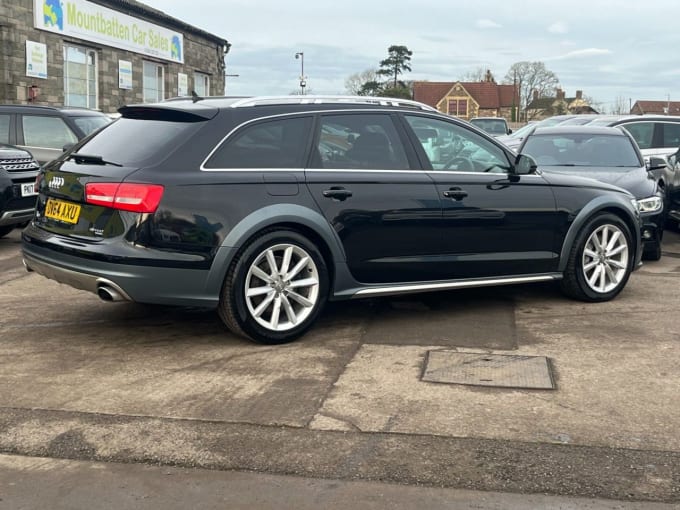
323 187 353 201
443 187 468 201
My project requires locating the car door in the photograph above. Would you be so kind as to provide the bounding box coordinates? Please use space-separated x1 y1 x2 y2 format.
305 112 443 284
402 113 560 279
17 114 79 165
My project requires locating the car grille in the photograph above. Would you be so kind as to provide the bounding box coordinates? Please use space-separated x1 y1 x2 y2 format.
0 157 40 172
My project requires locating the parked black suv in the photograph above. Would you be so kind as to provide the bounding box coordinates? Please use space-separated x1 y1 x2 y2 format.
22 96 642 343
0 105 111 165
0 144 40 238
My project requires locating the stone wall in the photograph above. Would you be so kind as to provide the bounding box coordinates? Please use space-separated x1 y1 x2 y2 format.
1 0 226 112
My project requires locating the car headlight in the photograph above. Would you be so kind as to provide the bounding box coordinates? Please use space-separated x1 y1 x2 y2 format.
636 196 663 213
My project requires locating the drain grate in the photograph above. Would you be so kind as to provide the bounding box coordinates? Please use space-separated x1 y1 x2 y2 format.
422 351 555 390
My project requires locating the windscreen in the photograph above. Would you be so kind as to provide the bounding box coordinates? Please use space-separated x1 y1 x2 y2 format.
471 119 507 134
74 117 204 167
522 133 641 168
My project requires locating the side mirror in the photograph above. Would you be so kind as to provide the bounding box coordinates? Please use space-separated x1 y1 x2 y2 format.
507 128 513 134
514 153 537 175
647 156 667 171
62 143 75 152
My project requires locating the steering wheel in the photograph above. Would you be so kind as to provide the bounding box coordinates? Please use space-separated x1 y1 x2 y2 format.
443 156 474 171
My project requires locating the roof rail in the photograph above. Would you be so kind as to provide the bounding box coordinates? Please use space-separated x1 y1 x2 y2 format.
228 95 438 112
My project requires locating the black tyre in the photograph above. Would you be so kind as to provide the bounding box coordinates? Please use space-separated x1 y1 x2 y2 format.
560 213 634 302
0 226 14 239
642 240 662 262
218 230 329 344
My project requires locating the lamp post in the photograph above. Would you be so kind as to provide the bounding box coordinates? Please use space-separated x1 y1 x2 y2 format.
295 52 306 95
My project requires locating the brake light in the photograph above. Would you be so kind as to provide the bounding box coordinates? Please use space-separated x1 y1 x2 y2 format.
85 183 164 213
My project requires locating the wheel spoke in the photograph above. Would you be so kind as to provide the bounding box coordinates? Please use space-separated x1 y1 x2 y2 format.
604 264 618 284
584 248 598 259
266 249 279 276
607 244 626 257
270 296 282 329
252 292 275 318
281 246 293 275
251 266 273 283
601 227 609 250
587 264 603 287
281 295 297 325
287 290 313 308
606 231 621 252
285 257 309 280
598 264 607 290
591 234 603 252
608 258 627 270
288 277 318 289
583 260 599 272
247 285 272 298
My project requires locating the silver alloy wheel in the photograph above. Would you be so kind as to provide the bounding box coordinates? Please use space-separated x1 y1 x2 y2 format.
244 243 320 332
581 223 629 294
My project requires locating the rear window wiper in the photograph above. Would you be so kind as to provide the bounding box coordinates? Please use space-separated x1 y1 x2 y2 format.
68 153 123 167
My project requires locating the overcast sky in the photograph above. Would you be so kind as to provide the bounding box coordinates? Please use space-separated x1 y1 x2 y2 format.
141 0 680 111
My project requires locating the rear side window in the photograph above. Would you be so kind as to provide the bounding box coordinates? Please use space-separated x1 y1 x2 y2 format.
22 115 78 149
72 115 112 136
76 117 204 166
662 122 680 148
0 114 9 144
204 116 312 169
620 122 654 150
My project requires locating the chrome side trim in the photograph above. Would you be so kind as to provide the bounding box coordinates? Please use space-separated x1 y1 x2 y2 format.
351 274 561 298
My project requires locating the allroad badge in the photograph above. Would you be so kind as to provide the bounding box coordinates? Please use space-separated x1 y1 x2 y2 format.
48 176 64 189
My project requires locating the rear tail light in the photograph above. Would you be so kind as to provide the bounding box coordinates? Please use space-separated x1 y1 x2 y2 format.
85 183 164 213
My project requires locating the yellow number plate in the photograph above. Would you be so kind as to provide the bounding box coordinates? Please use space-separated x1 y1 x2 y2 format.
45 198 81 224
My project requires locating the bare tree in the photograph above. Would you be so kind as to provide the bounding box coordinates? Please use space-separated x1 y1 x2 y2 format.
610 95 630 115
459 66 487 82
345 69 378 95
503 61 559 120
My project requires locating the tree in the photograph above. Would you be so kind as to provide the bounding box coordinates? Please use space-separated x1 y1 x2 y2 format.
610 95 630 115
503 61 559 120
376 45 413 89
345 69 378 95
459 66 490 82
358 80 383 96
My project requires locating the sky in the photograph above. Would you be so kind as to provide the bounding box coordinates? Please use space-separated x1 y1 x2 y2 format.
140 0 680 112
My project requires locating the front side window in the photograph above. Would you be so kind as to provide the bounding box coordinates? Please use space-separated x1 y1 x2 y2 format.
64 45 98 109
405 115 510 173
195 72 210 96
315 114 409 170
143 61 165 103
620 122 654 150
22 116 77 149
205 116 312 169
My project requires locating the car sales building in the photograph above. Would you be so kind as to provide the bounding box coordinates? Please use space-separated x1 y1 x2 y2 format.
0 0 230 112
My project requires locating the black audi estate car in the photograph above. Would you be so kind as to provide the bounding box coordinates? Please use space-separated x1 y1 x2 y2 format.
22 96 642 343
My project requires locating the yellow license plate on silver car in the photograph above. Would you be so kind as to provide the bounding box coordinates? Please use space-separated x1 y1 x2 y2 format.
45 198 81 224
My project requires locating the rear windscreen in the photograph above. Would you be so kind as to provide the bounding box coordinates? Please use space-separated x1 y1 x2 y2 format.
75 117 204 167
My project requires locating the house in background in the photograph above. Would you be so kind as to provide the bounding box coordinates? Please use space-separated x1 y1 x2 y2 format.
413 77 518 121
631 100 680 115
524 89 598 120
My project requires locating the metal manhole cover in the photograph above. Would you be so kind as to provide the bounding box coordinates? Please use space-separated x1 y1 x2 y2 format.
422 351 555 390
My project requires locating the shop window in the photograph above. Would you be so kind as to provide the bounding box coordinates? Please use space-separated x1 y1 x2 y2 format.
64 45 98 109
195 72 210 96
143 61 165 102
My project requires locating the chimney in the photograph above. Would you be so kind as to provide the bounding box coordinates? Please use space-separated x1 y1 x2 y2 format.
533 89 539 101
556 88 565 100
576 90 583 100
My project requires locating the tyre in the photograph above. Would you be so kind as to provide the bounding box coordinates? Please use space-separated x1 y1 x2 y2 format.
218 229 329 344
642 240 662 262
560 213 634 302
0 226 14 239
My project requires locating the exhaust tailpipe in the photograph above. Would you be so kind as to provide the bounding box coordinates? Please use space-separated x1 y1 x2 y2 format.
97 285 124 302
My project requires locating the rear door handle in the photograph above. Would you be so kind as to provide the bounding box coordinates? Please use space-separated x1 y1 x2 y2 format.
323 187 353 201
443 187 468 201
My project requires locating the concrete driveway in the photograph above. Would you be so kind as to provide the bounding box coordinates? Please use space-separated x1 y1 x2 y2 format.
1 228 679 504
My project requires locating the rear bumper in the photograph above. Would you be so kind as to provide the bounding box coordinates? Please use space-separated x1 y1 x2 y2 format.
0 207 34 227
22 238 220 308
